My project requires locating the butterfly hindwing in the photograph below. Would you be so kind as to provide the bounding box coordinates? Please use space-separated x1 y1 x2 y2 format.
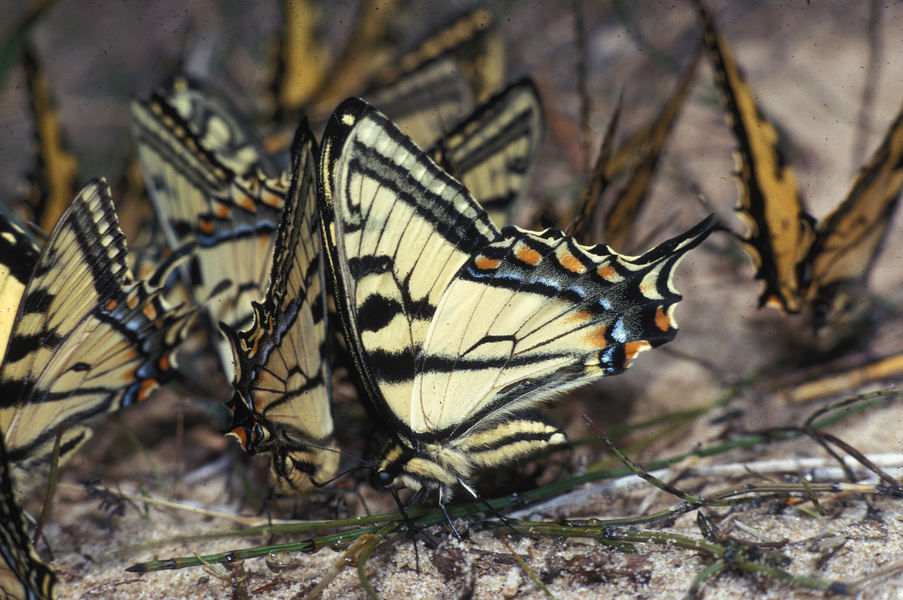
0 432 55 600
427 78 544 227
222 120 337 495
0 179 194 495
320 97 712 503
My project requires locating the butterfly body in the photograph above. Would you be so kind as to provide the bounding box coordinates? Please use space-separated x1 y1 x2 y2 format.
320 97 712 507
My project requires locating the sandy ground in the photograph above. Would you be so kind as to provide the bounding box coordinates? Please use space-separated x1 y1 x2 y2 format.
3 1 903 598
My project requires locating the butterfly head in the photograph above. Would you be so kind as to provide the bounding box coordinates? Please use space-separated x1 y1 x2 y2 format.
371 438 474 506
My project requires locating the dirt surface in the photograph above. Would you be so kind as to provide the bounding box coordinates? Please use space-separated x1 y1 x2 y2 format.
3 1 903 598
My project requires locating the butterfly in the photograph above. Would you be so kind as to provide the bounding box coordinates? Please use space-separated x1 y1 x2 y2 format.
569 43 703 250
131 81 290 375
220 120 337 495
426 77 544 228
361 6 502 150
0 179 194 497
695 1 903 335
19 44 80 235
272 6 503 148
318 97 713 515
0 431 56 600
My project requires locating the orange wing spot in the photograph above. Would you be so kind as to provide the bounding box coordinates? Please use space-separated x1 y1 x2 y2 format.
158 352 171 372
558 251 584 273
142 303 158 320
597 264 618 281
229 427 249 449
104 300 117 311
624 340 651 360
137 378 158 402
235 194 257 212
475 255 500 270
215 202 231 219
585 324 608 349
515 245 542 266
261 190 283 208
126 294 139 310
199 219 215 235
566 310 593 325
654 306 673 332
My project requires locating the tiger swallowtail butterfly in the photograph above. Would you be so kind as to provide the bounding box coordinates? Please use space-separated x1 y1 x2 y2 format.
0 430 56 600
131 80 290 375
696 1 903 337
318 97 713 514
0 179 194 497
220 121 338 495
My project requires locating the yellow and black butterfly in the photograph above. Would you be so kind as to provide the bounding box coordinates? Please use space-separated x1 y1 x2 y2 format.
131 81 290 375
696 1 903 334
19 45 80 234
318 97 713 514
220 121 337 495
427 78 544 228
361 8 503 149
0 179 194 497
0 431 56 600
273 6 503 150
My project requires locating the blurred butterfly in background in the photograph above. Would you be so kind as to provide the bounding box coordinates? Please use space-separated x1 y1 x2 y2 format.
131 79 289 376
318 97 713 519
695 0 903 351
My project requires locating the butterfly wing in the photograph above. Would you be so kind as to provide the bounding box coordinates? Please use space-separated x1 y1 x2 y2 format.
320 97 502 438
321 98 712 449
0 432 56 600
363 8 503 149
0 179 194 495
802 102 903 305
222 121 337 495
695 0 815 313
131 89 289 374
164 76 282 178
0 207 41 358
427 78 544 227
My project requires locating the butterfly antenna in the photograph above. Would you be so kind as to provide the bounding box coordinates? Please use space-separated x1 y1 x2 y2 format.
309 464 370 488
458 478 521 537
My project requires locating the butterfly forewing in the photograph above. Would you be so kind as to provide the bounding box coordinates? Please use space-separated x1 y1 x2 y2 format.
363 8 503 149
427 78 544 227
0 179 194 495
222 121 337 494
320 98 501 432
695 0 815 313
803 100 903 301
